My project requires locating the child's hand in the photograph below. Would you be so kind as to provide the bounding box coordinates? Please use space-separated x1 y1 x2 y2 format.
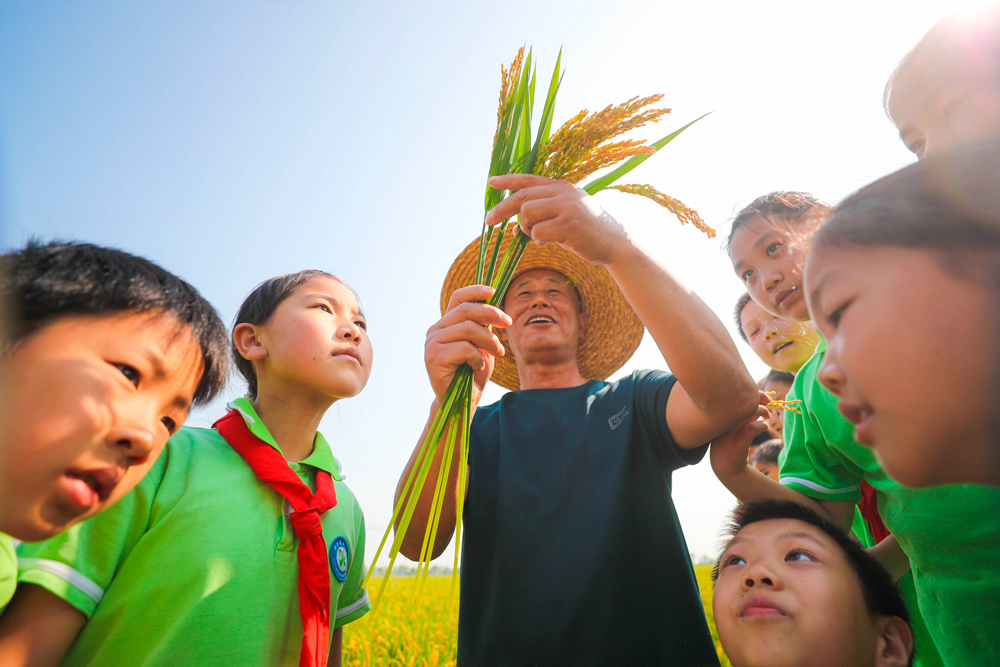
710 391 771 477
485 175 628 266
425 285 512 405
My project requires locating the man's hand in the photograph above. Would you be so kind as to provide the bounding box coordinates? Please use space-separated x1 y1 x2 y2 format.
485 174 628 266
710 391 771 477
425 284 511 405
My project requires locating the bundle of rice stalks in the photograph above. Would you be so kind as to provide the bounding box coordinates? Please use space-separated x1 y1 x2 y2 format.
366 46 711 611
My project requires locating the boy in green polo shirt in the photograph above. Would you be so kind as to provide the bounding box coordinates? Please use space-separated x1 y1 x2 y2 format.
0 241 228 612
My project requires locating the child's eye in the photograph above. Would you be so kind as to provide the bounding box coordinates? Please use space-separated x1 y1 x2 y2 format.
824 302 850 328
740 269 754 282
314 304 332 313
749 328 760 339
723 554 746 568
354 320 367 331
766 242 782 256
115 363 141 387
161 416 178 435
786 550 814 563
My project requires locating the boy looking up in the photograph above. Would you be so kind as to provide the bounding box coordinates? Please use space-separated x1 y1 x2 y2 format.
0 241 228 611
713 500 914 667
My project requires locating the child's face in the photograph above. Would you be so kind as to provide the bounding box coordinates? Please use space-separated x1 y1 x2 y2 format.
0 313 203 541
713 518 883 667
252 276 373 402
729 218 811 322
806 245 998 487
740 299 819 373
761 379 792 436
888 56 1000 160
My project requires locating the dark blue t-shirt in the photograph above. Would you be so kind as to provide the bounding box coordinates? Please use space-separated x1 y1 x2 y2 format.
458 370 720 666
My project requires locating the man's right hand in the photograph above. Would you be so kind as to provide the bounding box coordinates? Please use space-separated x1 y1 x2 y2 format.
425 284 512 405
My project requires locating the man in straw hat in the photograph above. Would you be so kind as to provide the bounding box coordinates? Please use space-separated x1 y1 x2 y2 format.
396 174 759 666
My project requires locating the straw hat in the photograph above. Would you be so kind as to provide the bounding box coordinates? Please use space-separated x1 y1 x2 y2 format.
440 227 644 391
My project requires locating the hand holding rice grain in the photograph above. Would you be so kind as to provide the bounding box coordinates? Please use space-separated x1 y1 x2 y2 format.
765 390 802 415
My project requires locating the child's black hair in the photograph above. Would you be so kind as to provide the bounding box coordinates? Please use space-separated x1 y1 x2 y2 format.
0 240 228 406
712 500 912 630
750 440 782 467
763 369 795 388
725 191 833 254
733 292 754 343
232 269 351 400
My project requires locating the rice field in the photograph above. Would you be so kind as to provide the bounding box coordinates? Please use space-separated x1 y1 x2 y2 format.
343 565 732 666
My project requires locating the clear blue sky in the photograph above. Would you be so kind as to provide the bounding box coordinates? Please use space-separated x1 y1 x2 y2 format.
0 0 977 565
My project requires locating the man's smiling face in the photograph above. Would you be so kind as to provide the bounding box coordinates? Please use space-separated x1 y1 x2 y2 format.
500 268 588 364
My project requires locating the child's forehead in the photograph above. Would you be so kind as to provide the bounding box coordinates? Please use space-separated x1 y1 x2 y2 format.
725 517 833 552
293 276 360 307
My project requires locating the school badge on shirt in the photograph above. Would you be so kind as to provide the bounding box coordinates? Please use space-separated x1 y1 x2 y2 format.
330 536 349 582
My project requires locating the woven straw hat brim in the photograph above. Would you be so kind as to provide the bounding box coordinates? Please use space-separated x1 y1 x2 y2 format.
440 227 644 391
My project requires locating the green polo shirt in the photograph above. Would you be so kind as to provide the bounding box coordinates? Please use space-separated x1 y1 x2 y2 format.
17 399 369 666
780 340 1000 666
0 533 15 613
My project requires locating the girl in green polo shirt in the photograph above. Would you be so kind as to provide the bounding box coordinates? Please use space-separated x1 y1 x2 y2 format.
6 270 373 667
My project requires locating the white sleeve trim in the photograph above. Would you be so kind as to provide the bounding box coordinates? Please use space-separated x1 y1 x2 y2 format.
335 590 369 619
17 558 105 604
780 476 860 495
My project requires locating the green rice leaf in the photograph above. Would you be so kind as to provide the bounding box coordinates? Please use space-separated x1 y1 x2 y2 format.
581 112 710 195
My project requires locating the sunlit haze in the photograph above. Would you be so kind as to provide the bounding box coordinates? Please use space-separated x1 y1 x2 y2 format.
0 0 986 567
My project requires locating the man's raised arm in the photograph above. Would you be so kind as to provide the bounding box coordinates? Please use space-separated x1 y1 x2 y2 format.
485 174 759 449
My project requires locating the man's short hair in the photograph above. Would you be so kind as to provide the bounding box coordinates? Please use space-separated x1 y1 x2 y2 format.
0 240 229 405
712 500 912 628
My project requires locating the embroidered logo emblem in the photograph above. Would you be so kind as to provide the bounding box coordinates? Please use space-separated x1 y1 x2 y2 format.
608 405 629 430
330 536 349 583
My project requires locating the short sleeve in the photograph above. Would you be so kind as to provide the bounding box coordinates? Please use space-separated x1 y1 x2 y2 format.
632 369 708 471
333 500 370 628
16 453 164 618
778 360 863 502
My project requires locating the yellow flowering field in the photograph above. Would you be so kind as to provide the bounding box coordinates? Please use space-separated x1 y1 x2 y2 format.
343 566 732 666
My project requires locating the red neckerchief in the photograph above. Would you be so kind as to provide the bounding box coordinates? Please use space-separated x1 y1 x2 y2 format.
858 480 890 544
214 409 338 667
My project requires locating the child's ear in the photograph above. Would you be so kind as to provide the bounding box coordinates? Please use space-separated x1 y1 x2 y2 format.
874 616 914 667
233 323 268 361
